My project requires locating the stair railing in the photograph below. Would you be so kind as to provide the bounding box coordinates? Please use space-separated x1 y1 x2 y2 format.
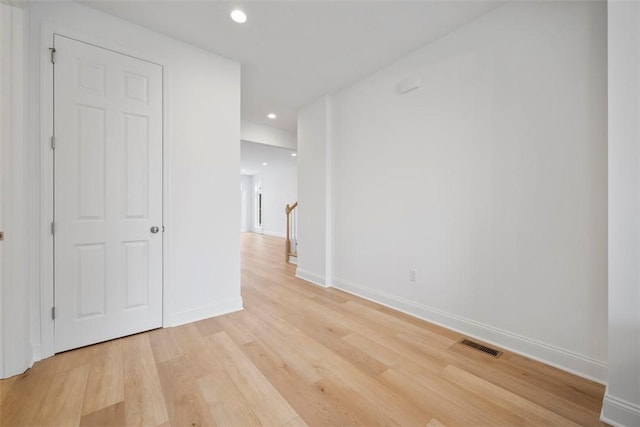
285 201 298 262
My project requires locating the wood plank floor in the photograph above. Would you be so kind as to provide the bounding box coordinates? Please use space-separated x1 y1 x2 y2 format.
1 233 606 426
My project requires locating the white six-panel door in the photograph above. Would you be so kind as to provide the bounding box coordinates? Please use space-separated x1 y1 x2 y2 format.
54 35 163 353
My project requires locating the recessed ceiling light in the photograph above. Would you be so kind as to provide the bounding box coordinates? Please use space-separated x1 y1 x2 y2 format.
291 153 297 157
230 9 247 24
267 113 277 119
262 162 268 166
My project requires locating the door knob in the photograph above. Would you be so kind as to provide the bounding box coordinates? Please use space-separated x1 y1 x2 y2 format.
150 226 160 234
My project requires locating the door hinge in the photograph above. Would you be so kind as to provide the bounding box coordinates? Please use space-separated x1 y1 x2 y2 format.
50 136 55 150
51 222 55 235
51 306 55 320
49 47 56 64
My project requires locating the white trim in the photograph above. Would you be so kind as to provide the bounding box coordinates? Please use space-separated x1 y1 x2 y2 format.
1 3 32 379
161 61 172 329
333 276 608 384
295 268 328 288
164 297 243 327
38 21 56 363
38 22 172 359
601 391 640 427
0 2 8 380
324 95 333 287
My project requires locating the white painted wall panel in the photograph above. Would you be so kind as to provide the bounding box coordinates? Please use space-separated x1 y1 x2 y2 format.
0 3 30 378
303 1 608 380
297 96 330 286
603 1 640 425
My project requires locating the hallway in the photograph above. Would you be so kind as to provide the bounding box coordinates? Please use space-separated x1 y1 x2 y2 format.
0 233 605 426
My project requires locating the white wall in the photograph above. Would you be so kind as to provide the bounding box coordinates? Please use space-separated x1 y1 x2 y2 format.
604 2 640 425
247 165 297 238
0 3 31 379
296 95 332 287
240 175 253 232
299 1 608 381
242 120 296 150
9 1 242 373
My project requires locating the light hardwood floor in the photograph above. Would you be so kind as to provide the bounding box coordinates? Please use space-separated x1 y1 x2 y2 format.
1 233 606 426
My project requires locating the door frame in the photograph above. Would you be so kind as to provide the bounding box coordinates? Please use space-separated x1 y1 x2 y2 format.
38 24 172 360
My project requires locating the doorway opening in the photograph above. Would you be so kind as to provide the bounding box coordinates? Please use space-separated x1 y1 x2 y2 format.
240 140 297 262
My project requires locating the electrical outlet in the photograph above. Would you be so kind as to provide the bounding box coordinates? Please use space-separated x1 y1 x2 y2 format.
409 269 417 282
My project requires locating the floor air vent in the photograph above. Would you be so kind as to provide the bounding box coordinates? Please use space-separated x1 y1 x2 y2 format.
459 339 502 357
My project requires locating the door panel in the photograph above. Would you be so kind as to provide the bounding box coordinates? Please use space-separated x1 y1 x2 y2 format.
124 113 149 218
77 105 106 219
54 35 162 353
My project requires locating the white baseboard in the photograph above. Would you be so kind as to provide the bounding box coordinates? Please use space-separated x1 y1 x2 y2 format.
165 297 243 327
332 277 608 384
0 348 37 379
601 391 640 427
295 268 328 288
31 345 43 366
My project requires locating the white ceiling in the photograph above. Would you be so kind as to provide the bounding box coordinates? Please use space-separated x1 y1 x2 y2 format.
81 1 502 132
241 140 296 176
